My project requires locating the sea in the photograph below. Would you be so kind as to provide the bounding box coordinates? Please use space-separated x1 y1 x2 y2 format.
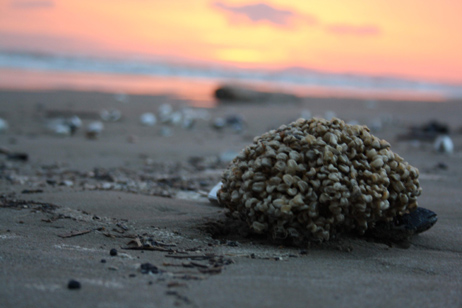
1 51 461 107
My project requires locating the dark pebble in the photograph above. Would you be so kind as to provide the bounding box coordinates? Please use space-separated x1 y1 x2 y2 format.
46 179 57 185
67 280 81 290
101 259 106 263
300 249 308 255
110 248 118 256
436 162 448 170
129 274 136 278
7 152 28 161
140 263 159 274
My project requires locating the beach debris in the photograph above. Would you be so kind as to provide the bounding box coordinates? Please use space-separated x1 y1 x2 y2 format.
123 236 177 251
0 118 9 133
169 111 183 126
47 116 82 136
67 116 82 134
58 229 92 238
433 135 454 154
60 180 74 187
208 182 222 206
225 114 245 132
0 148 29 162
0 154 226 200
67 279 81 290
140 263 161 274
158 104 173 122
216 117 435 244
48 121 71 136
21 189 43 194
156 105 209 129
181 115 195 129
364 207 438 244
212 115 246 133
140 112 157 126
85 121 104 139
100 109 122 122
212 117 226 130
47 115 82 136
214 84 301 103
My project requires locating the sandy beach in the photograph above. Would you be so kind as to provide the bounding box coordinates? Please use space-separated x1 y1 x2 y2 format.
0 89 461 308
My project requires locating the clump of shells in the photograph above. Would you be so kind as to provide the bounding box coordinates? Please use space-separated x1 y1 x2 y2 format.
218 118 421 243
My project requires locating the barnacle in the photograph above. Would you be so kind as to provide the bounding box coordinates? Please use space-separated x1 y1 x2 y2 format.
218 118 421 242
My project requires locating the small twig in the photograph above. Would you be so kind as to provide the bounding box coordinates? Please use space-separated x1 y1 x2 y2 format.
58 229 92 238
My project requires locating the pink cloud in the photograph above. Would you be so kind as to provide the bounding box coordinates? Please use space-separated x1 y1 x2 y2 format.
212 2 316 27
326 24 381 36
11 1 54 9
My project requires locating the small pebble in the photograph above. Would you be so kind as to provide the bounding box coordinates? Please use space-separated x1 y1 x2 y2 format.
67 279 81 290
110 248 118 256
101 259 107 263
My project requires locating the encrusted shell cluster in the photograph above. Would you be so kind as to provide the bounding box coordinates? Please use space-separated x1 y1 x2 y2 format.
218 118 421 242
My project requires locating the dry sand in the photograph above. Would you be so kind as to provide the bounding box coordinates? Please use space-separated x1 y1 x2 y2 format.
0 90 461 308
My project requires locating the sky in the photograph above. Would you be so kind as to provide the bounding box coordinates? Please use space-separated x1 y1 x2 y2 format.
1 0 461 83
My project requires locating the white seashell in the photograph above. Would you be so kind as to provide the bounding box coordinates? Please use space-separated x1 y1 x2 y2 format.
87 121 104 133
51 123 71 136
158 104 173 122
0 118 8 133
100 109 122 122
208 182 222 205
140 113 157 126
86 122 104 139
434 135 454 154
169 111 183 126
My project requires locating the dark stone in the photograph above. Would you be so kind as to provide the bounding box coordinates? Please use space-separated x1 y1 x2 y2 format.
7 153 28 162
140 263 159 274
67 279 81 290
109 248 118 256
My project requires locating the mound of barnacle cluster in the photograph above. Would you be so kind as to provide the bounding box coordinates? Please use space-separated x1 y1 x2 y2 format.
218 118 421 243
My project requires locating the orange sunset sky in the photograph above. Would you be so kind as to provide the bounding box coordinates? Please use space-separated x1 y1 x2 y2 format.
1 0 461 83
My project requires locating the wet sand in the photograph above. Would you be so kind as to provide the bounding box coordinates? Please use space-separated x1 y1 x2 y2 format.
0 90 461 307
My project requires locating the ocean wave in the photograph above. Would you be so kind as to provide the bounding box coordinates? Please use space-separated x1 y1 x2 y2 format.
0 51 461 99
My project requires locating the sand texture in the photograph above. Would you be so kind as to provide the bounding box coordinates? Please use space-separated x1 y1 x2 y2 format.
0 90 461 308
